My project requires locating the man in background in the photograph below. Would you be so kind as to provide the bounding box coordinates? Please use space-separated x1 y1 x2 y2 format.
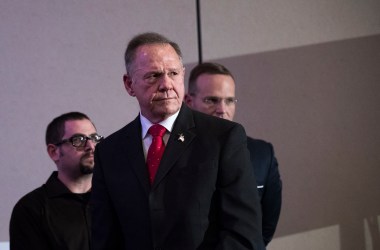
185 62 282 246
10 112 102 250
91 32 265 249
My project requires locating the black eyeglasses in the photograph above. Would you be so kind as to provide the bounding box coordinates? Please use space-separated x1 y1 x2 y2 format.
54 134 103 147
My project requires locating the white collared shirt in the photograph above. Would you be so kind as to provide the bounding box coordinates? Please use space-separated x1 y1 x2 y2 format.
140 110 180 160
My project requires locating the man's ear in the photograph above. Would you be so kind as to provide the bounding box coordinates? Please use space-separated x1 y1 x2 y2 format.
47 144 59 162
184 94 193 107
123 74 135 96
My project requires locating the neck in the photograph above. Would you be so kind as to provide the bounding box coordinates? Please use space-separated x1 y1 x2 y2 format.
58 172 92 193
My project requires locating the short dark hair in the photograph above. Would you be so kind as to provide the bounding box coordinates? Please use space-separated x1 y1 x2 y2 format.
45 112 93 145
124 32 183 76
188 62 234 94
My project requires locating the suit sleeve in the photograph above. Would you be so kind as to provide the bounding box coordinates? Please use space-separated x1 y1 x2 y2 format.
91 143 124 249
261 144 282 246
216 124 265 250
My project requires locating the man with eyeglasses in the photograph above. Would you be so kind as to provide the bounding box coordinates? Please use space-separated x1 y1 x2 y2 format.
185 62 282 246
10 111 102 250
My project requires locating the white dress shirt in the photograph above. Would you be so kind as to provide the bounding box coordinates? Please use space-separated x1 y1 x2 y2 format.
140 110 180 160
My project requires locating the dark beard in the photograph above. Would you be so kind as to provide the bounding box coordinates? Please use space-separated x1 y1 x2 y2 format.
80 164 93 175
80 151 94 175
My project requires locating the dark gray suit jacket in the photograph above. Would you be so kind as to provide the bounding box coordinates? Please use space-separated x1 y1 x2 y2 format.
91 104 265 250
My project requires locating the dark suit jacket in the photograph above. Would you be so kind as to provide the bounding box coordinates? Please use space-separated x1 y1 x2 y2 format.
247 137 282 245
91 104 265 250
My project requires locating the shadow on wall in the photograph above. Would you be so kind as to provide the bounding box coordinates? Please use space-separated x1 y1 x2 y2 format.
184 34 380 250
340 216 380 250
364 216 380 249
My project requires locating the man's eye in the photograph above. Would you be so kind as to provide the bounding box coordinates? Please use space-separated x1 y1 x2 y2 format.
91 134 103 142
204 97 219 104
225 98 235 105
146 75 155 80
72 136 85 143
77 136 86 141
145 73 161 80
212 98 220 103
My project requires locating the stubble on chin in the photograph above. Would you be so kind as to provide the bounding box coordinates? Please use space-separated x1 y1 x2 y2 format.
80 154 94 175
80 164 93 175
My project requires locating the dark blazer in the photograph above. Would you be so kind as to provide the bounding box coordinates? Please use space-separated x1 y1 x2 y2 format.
91 104 265 250
247 137 282 245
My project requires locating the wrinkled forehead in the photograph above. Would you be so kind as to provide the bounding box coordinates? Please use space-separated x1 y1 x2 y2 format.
132 44 182 69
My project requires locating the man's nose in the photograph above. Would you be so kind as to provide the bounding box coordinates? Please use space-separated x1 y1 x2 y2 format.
84 139 96 151
215 100 228 113
158 74 173 91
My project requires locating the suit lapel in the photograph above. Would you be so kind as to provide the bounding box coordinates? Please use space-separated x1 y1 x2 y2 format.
122 116 151 195
152 105 196 189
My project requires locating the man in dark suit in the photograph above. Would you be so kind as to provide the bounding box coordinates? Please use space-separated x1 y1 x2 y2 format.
185 62 282 246
91 33 265 249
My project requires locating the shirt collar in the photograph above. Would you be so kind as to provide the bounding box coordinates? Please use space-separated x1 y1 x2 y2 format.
140 110 180 139
45 171 72 198
45 171 91 198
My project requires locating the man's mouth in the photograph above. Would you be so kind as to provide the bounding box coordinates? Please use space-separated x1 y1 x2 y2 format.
83 153 94 159
153 97 176 103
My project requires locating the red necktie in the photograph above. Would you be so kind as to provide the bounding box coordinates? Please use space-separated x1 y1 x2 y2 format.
147 124 166 185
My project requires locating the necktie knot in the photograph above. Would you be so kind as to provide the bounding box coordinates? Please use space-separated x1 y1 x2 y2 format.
148 124 166 137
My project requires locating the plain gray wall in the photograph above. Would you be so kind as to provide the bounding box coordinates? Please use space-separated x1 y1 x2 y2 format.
1 1 379 249
213 34 380 250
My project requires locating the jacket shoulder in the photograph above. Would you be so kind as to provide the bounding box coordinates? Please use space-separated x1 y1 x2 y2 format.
97 116 140 148
247 136 274 154
11 184 47 216
191 109 242 132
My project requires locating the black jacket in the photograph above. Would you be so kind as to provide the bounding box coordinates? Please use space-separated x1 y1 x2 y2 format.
9 171 91 250
91 104 265 250
247 137 282 245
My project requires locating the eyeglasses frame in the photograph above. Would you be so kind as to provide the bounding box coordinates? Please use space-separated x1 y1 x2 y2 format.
54 134 103 148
